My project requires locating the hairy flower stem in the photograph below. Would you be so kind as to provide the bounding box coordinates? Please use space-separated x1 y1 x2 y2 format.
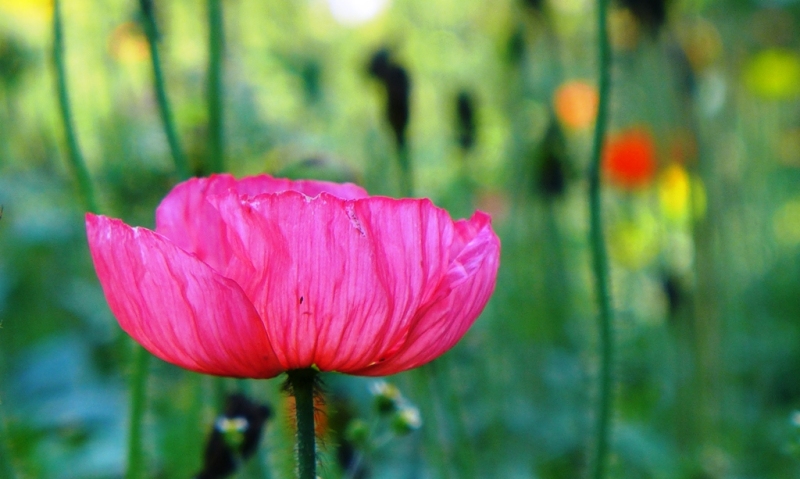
207 0 225 173
139 0 190 180
588 0 614 478
286 369 318 479
126 345 150 479
52 0 97 213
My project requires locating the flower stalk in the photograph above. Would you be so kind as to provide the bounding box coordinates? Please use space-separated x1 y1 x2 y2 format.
587 0 614 478
286 369 318 479
398 144 413 197
207 0 225 174
126 344 150 479
52 0 97 213
139 0 190 180
0 406 16 479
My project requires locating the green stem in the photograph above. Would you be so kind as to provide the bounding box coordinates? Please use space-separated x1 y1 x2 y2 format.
588 1 613 478
52 0 97 213
207 0 225 173
0 400 17 479
126 345 150 479
139 0 190 180
286 369 317 479
398 143 413 197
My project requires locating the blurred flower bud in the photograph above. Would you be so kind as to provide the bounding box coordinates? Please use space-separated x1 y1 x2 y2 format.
506 27 526 65
0 33 31 91
603 127 658 191
368 48 411 149
216 416 249 451
456 91 477 152
108 21 149 64
345 418 370 447
369 380 402 414
791 411 800 428
196 394 272 479
534 120 569 199
522 0 544 13
391 404 422 435
661 273 682 317
617 0 668 36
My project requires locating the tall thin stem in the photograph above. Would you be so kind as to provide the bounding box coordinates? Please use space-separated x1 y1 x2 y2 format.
139 0 190 180
52 0 97 213
207 0 225 173
0 399 16 479
286 369 317 479
125 344 150 479
398 144 413 197
588 0 613 478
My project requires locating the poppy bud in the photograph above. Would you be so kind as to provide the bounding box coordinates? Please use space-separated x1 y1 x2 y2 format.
369 380 403 414
522 0 544 12
506 27 526 65
535 121 568 199
661 274 682 317
139 0 154 20
390 404 422 435
0 34 30 90
345 419 370 446
617 0 669 36
195 394 271 479
456 91 477 152
603 127 658 190
368 48 411 149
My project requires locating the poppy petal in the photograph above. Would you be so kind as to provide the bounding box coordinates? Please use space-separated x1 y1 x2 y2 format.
210 192 455 372
86 213 282 378
155 174 369 271
353 212 500 375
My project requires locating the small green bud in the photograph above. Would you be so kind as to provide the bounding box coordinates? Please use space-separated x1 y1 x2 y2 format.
390 405 422 435
791 411 800 428
369 380 402 415
345 418 370 447
216 416 248 450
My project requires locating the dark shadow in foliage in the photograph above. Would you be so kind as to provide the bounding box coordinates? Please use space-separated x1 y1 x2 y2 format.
195 393 272 479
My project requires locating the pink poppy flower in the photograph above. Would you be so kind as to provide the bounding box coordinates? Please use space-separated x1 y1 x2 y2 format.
86 174 500 378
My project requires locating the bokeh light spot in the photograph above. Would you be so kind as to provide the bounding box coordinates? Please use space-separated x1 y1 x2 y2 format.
744 49 800 99
554 80 598 130
327 0 390 26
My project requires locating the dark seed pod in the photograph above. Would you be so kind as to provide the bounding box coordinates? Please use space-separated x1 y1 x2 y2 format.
195 394 272 479
662 274 682 317
506 27 526 65
617 0 669 36
456 91 476 152
368 48 411 149
535 121 568 199
0 34 30 91
522 0 545 13
138 0 154 20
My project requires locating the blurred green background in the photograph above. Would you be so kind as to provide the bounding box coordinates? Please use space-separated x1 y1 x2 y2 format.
1 0 800 477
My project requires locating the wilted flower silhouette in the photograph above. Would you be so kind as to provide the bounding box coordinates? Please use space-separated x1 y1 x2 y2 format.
86 174 500 378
